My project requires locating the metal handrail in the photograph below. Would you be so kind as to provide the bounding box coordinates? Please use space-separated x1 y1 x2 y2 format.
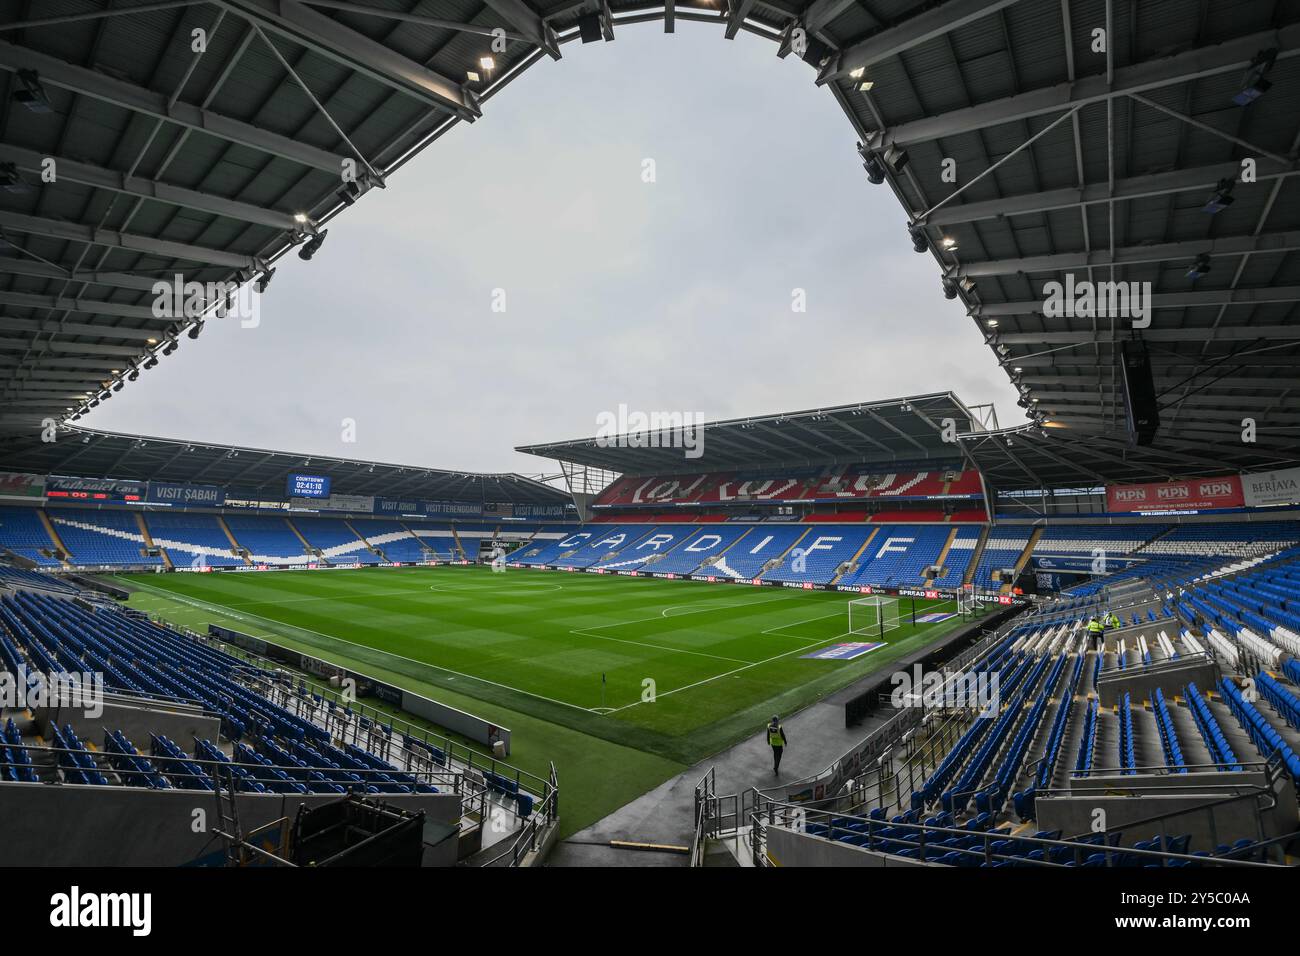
748 794 1294 868
198 628 555 803
477 762 560 867
0 740 466 792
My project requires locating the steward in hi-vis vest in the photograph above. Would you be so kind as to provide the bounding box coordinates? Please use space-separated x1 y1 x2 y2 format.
1087 617 1105 650
766 716 788 775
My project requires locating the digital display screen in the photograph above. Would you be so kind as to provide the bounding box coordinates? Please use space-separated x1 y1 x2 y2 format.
46 477 145 503
287 474 331 499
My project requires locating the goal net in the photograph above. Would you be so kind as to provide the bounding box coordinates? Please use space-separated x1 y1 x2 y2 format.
958 590 984 616
847 596 900 637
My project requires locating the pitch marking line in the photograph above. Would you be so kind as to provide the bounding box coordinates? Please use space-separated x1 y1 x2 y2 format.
565 626 751 665
126 579 597 714
563 592 809 664
576 593 799 632
606 629 876 714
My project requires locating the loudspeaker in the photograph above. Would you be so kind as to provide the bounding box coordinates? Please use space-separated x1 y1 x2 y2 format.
1120 339 1160 446
576 12 602 43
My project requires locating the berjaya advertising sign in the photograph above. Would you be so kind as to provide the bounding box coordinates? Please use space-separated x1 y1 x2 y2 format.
1106 475 1243 513
1240 466 1300 508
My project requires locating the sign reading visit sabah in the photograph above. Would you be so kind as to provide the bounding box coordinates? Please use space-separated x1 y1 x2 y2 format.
286 473 331 499
1106 475 1243 513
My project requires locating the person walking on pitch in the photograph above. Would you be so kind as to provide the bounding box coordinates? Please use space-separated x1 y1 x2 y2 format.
767 715 788 775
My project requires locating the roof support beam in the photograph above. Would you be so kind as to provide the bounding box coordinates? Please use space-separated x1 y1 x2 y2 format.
0 210 263 271
979 285 1300 315
0 259 169 294
801 0 859 36
995 325 1299 345
0 144 300 231
820 0 1026 84
0 40 350 175
0 315 162 341
926 160 1298 228
475 0 561 58
725 0 758 39
958 229 1300 278
865 23 1300 146
0 291 168 323
220 0 479 118
0 336 141 357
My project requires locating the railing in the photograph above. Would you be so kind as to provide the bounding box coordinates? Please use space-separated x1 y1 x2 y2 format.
194 627 555 808
690 768 715 867
754 621 1023 812
478 762 560 867
1045 755 1286 849
1095 649 1214 680
746 792 1295 868
0 740 464 793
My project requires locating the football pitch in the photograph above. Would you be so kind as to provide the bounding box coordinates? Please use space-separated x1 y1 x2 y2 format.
117 565 971 831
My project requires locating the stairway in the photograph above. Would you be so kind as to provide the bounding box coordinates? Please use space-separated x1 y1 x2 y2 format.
964 526 990 586
1167 698 1215 768
216 516 252 565
135 513 173 569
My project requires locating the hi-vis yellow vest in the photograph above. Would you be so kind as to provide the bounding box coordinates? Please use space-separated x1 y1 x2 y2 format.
1087 620 1104 634
768 725 784 746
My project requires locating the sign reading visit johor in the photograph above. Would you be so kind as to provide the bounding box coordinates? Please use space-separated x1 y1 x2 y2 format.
801 642 884 660
1106 476 1243 513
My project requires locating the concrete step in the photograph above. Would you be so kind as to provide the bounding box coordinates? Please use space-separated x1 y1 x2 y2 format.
1131 703 1167 770
1052 697 1091 789
1168 698 1215 769
1091 709 1120 772
1205 696 1261 764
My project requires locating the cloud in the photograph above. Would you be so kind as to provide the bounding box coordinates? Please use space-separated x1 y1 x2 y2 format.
86 24 1019 476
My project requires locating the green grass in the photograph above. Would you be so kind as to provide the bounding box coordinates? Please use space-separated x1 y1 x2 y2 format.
117 565 969 835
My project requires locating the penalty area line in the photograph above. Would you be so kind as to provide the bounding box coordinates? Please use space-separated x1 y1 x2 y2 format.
605 630 870 715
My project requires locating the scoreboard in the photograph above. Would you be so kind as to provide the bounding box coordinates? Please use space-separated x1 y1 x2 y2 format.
287 473 331 499
46 476 145 503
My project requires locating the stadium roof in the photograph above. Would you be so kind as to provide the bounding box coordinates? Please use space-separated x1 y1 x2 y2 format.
516 388 1300 490
1 0 1297 488
0 426 568 503
517 392 986 472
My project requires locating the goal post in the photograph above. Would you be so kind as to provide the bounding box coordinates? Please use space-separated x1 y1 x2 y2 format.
958 588 986 619
848 596 900 638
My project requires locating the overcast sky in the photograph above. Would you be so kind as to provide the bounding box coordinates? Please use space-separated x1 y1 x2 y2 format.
85 23 1021 477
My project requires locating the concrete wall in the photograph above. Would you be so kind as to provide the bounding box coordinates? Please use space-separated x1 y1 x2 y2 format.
1096 657 1219 707
764 825 937 867
1036 770 1298 849
36 697 222 749
0 781 461 866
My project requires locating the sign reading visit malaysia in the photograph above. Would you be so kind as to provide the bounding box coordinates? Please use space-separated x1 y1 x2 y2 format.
1240 466 1300 508
1106 476 1243 513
